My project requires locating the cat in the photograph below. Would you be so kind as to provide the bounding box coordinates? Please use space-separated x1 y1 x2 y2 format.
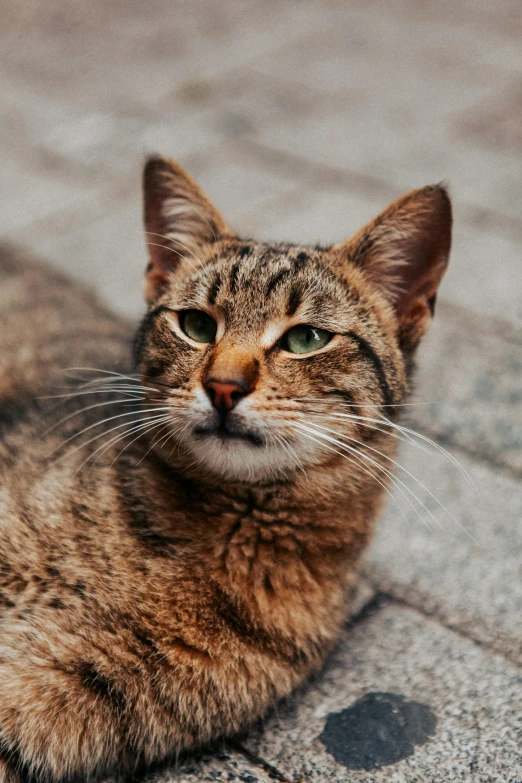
0 155 452 783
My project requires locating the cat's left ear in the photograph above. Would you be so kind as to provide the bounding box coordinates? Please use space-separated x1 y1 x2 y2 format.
143 156 235 301
331 184 452 350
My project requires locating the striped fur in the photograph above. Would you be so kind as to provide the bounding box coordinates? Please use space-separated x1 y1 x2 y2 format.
0 159 451 782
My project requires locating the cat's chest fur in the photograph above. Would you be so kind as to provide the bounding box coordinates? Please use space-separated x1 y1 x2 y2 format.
2 444 359 653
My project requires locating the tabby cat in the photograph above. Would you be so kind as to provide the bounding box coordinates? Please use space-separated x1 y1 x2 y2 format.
0 156 452 782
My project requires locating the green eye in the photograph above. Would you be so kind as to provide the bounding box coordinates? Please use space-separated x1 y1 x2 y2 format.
179 310 217 343
282 324 333 354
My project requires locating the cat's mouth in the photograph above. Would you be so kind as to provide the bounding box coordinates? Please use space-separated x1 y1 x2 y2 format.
193 422 265 448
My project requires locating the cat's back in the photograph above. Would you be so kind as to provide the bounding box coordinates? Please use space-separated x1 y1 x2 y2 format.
0 244 135 600
0 243 132 408
0 244 133 456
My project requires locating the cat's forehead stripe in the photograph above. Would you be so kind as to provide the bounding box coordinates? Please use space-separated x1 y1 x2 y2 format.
207 271 221 305
286 287 302 316
265 268 292 298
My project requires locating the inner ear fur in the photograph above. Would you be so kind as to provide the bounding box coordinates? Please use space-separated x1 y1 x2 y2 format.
331 184 452 349
143 156 235 301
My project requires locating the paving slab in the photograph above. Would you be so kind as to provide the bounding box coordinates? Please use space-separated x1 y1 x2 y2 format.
0 157 101 236
251 96 522 221
239 186 383 247
360 0 522 41
245 3 522 222
442 223 522 327
364 441 522 665
243 604 522 782
1 0 328 114
411 302 522 476
0 69 326 199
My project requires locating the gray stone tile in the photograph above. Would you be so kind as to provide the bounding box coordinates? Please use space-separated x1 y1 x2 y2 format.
0 69 91 160
363 0 522 41
365 444 522 664
251 9 512 103
0 68 221 184
457 83 522 157
442 223 522 327
411 302 522 475
4 69 329 189
23 195 147 323
244 4 522 223
1 0 327 114
184 145 301 229
244 605 522 782
0 158 101 235
35 110 220 182
252 100 522 223
240 187 384 246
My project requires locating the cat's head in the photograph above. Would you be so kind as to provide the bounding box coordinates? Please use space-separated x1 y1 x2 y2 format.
134 156 451 484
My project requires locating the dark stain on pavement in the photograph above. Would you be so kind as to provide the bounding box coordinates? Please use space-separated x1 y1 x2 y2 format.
319 691 437 771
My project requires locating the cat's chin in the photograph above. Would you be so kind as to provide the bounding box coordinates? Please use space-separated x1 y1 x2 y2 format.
181 432 296 484
193 422 265 448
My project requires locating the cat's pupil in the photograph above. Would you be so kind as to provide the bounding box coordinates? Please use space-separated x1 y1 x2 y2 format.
284 325 332 354
180 310 217 343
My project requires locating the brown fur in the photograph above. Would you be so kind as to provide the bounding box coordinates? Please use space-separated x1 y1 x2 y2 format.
0 158 452 782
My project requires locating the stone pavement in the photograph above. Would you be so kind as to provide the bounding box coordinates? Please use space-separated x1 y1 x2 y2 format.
1 0 521 780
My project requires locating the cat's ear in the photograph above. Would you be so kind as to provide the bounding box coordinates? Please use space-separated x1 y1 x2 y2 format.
332 185 452 348
143 156 234 301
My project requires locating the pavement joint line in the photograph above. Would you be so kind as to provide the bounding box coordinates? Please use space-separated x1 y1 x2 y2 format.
344 591 392 630
461 202 522 242
365 581 522 670
436 300 522 346
228 740 295 783
237 137 396 200
240 138 522 243
413 423 522 482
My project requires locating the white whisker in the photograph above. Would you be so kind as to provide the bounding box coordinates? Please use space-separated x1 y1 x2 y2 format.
51 407 174 458
304 408 477 493
43 398 147 434
40 387 149 401
298 396 432 408
111 418 177 469
293 424 408 521
60 368 142 383
145 241 200 275
306 410 429 453
303 420 453 531
295 422 442 531
76 416 173 475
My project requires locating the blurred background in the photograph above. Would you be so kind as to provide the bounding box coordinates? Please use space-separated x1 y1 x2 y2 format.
1 1 521 779
2 0 521 322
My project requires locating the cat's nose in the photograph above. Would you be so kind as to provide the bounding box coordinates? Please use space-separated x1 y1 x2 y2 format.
204 378 250 412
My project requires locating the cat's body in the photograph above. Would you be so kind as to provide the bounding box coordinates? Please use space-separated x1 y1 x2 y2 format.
0 159 452 782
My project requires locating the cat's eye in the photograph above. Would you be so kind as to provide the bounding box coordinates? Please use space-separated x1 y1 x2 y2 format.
179 310 217 344
282 324 333 354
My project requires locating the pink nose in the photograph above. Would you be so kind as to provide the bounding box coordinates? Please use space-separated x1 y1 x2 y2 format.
204 379 249 412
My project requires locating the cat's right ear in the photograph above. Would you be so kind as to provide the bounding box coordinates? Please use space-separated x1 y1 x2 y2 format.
330 184 452 351
143 156 234 302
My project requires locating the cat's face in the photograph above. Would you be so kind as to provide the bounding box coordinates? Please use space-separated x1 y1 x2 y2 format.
134 157 451 484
